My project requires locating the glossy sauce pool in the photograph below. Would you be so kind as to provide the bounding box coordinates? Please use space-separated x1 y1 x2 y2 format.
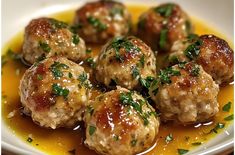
2 5 234 155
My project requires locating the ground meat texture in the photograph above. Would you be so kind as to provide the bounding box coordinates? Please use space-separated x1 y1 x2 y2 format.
169 34 234 86
84 86 159 155
73 0 131 44
137 3 192 52
149 62 219 124
22 17 86 64
19 57 91 129
95 36 156 90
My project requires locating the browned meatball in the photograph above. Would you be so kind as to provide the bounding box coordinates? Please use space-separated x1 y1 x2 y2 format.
137 3 192 52
73 0 131 44
84 86 160 155
19 57 91 129
23 17 86 64
149 62 219 124
95 36 156 90
169 34 234 85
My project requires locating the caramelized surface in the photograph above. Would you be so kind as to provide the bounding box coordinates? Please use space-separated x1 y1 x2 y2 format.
2 5 234 155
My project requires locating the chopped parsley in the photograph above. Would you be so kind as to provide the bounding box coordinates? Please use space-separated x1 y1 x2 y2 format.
87 105 94 115
165 133 173 143
68 72 73 78
52 83 69 99
139 76 155 89
89 125 96 136
159 29 168 49
130 139 137 147
113 135 120 141
222 101 232 112
177 149 189 155
159 67 181 84
86 48 92 54
70 23 82 33
119 91 155 126
189 64 200 76
85 57 96 68
132 66 140 79
209 123 225 134
154 4 174 17
37 74 43 80
50 61 69 79
78 72 91 88
192 142 202 146
87 16 107 31
224 114 234 121
49 18 68 29
184 39 203 60
109 37 141 62
39 41 51 53
27 137 33 143
72 34 80 45
139 55 145 67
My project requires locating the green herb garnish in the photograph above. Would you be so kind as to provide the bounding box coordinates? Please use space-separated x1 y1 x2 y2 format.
72 34 80 45
159 29 168 49
110 7 123 16
52 83 69 99
50 61 69 79
49 18 68 29
39 41 51 53
130 139 137 147
132 66 140 79
192 142 202 146
224 114 234 121
184 39 202 60
209 123 225 134
89 125 96 136
27 137 33 143
87 16 107 31
85 57 96 68
155 4 174 17
165 133 173 143
159 67 181 84
177 149 189 155
222 101 232 112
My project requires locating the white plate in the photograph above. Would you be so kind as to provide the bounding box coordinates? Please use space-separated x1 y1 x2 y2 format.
2 0 234 155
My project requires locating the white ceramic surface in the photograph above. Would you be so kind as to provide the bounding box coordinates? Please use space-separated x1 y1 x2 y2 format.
2 0 234 155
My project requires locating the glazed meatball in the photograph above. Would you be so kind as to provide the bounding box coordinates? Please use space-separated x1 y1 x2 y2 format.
95 36 156 90
84 86 159 155
19 57 91 129
73 0 131 44
168 34 234 85
23 17 86 64
149 62 219 124
137 3 192 52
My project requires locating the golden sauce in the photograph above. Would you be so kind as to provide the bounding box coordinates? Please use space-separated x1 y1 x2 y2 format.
2 5 234 155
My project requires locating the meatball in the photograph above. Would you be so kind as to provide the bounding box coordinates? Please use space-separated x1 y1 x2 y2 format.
149 62 219 124
168 34 234 85
22 17 86 64
84 86 159 155
137 3 192 52
95 36 157 90
19 57 91 129
73 0 131 44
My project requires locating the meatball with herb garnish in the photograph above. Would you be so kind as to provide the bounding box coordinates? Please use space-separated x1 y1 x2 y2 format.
73 0 132 44
149 62 219 125
19 57 91 129
95 36 156 90
84 86 159 155
168 34 234 86
22 17 86 64
137 3 192 52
